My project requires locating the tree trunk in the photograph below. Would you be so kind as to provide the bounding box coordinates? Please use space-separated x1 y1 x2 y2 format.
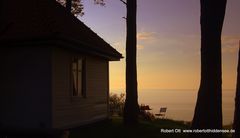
191 0 226 138
233 41 240 138
123 0 139 125
66 0 72 12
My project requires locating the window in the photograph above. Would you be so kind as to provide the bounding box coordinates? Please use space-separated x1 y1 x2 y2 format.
72 57 86 97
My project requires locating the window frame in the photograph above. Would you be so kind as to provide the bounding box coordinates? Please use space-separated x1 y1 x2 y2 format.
71 57 86 98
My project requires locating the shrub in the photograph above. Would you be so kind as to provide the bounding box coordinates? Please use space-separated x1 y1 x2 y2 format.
139 104 155 121
109 93 155 121
109 93 125 116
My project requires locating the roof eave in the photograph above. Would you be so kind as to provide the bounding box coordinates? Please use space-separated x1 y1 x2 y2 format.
56 35 123 61
0 37 123 61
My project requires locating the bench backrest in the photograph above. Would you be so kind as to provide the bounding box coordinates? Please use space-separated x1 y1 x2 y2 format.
160 107 167 112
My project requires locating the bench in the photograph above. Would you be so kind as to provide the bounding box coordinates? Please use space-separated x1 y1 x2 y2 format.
155 107 167 118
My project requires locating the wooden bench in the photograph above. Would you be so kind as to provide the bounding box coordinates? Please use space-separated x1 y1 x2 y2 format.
155 107 167 118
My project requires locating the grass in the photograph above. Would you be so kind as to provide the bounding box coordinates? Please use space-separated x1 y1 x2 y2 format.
69 117 233 138
70 117 184 138
0 117 232 138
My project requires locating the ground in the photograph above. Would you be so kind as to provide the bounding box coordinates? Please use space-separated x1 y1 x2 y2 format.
69 117 231 138
0 117 232 138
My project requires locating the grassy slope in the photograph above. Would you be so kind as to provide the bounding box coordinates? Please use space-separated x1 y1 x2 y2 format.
70 117 189 138
70 117 232 138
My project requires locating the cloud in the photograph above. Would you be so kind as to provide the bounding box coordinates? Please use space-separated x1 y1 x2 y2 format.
137 44 144 50
112 41 122 47
222 35 240 54
137 32 157 41
113 40 145 51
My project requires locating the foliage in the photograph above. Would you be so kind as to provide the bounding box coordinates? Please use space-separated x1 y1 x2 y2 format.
109 93 125 116
109 94 155 121
139 104 155 121
56 0 84 16
140 111 155 121
56 0 105 16
93 0 105 6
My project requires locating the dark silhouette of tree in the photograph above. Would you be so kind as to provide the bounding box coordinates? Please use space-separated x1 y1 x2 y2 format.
56 0 105 16
191 0 227 137
56 0 84 15
233 41 240 138
123 0 139 125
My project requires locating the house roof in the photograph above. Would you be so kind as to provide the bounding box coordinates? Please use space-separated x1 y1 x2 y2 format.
0 0 122 61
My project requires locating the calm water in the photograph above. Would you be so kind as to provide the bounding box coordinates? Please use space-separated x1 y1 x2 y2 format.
112 89 235 125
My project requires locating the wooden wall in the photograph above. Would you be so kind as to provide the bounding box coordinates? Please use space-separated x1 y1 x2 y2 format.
0 47 52 129
52 48 109 129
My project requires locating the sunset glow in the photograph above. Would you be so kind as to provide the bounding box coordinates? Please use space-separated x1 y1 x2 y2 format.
80 0 240 90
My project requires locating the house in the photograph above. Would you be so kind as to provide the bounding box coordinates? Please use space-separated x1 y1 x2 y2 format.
0 0 122 131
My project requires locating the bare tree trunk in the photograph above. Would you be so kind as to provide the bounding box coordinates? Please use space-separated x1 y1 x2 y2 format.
233 41 240 138
191 0 226 138
123 0 139 125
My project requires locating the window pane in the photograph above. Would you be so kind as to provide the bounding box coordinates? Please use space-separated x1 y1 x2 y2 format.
77 59 82 95
78 59 82 71
78 70 82 95
72 61 78 96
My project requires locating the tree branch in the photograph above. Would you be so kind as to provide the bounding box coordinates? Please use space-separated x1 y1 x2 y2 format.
120 0 127 5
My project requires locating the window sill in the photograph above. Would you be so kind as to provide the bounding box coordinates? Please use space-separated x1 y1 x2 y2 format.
70 95 87 102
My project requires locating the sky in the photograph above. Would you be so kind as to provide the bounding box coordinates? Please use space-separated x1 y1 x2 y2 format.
79 0 240 91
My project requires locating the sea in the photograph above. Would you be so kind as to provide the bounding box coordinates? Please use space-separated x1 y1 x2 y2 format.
111 89 235 125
